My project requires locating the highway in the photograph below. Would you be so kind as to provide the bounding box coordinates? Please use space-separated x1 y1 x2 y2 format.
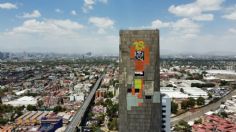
171 89 236 125
65 75 104 132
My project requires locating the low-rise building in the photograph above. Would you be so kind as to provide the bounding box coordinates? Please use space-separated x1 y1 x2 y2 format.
192 115 236 132
3 96 37 107
39 116 63 132
0 125 14 132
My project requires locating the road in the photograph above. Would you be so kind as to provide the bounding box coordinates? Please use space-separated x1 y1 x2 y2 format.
65 75 104 132
171 89 236 125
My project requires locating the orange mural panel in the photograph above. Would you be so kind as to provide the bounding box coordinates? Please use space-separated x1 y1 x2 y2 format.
131 87 135 95
144 47 150 65
138 89 143 98
130 46 135 58
135 61 144 71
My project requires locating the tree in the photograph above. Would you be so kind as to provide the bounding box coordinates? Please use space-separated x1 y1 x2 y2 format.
87 111 94 120
202 71 207 76
171 101 178 114
53 105 65 113
197 97 205 106
108 118 118 130
181 100 189 110
107 103 118 117
166 84 173 87
96 114 105 125
104 99 113 107
107 92 114 98
187 97 196 108
26 105 37 111
220 80 228 86
180 88 184 93
208 93 213 99
174 120 191 132
0 88 6 104
181 98 196 110
219 112 228 118
37 100 44 108
194 118 202 124
0 117 8 125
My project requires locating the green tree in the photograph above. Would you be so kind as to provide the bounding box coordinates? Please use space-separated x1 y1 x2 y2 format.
87 111 94 120
208 93 213 99
181 100 188 110
53 105 65 113
0 89 4 104
108 118 118 130
197 97 205 106
37 100 44 108
187 97 196 108
220 80 228 86
174 120 191 132
0 117 8 125
171 101 178 114
107 92 114 98
107 103 118 117
180 88 184 93
166 84 173 87
96 114 105 125
26 105 37 111
104 99 113 107
194 118 202 124
219 112 228 118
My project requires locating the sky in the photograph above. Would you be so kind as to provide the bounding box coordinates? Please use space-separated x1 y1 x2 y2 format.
0 0 236 55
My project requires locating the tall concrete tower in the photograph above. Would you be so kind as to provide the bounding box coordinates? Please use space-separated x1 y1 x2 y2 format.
119 30 161 132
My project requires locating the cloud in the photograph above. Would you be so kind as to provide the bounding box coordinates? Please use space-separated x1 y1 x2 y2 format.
82 0 95 13
168 0 224 21
82 0 108 13
193 14 214 21
169 4 201 17
229 28 236 33
171 18 200 38
222 6 236 20
0 2 17 9
89 17 114 33
71 10 77 15
196 0 224 11
151 18 200 38
21 10 41 18
151 19 170 28
7 19 84 35
55 8 63 13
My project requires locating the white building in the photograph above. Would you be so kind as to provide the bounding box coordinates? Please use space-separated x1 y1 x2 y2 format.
161 94 171 132
181 87 208 99
3 96 37 106
15 89 29 96
161 87 189 99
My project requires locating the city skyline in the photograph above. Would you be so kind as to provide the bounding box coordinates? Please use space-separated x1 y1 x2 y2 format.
0 0 236 54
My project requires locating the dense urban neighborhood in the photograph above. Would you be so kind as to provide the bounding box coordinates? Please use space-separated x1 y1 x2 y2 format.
1 53 236 131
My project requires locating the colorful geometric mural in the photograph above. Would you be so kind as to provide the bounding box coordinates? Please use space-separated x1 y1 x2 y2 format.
126 40 150 110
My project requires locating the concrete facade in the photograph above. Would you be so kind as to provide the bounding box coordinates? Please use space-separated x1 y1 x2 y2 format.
119 30 161 132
